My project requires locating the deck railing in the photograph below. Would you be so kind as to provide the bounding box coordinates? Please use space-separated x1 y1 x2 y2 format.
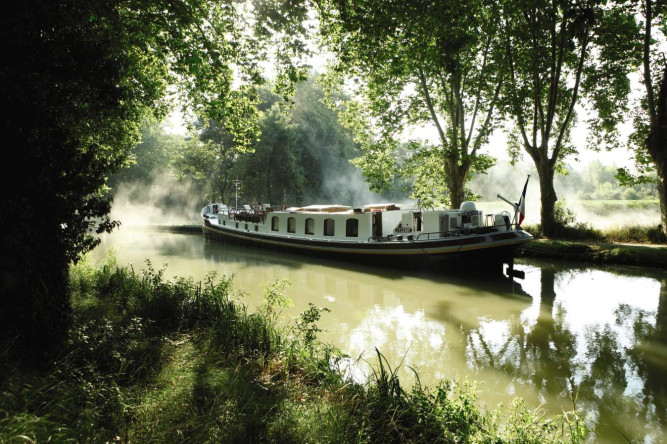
367 223 523 242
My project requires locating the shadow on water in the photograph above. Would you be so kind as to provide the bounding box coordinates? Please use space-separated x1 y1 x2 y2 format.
202 235 532 298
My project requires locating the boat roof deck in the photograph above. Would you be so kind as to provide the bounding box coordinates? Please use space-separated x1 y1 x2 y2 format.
283 203 403 214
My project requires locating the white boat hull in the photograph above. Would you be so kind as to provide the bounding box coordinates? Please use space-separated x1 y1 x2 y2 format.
202 217 532 272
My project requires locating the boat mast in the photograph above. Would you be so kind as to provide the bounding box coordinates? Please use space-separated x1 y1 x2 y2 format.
233 179 241 210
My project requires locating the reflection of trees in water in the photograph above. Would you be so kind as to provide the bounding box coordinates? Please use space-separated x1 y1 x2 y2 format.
628 277 667 440
466 268 577 398
465 266 667 443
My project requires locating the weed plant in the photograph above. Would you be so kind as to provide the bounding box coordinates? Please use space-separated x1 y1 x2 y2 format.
1 257 588 443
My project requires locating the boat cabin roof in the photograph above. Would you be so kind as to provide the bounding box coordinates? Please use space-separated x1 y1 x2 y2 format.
288 203 403 214
292 204 353 213
362 203 401 211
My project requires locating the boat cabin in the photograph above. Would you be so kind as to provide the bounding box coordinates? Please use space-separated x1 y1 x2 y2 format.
206 201 512 242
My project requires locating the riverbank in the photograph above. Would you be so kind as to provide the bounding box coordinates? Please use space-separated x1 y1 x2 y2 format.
0 259 586 443
519 238 667 269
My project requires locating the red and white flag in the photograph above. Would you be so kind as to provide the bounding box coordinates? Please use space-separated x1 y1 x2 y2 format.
517 176 529 225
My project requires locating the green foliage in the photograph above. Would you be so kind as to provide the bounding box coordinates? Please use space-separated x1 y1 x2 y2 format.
602 224 667 244
500 0 639 235
352 349 587 444
108 119 184 188
401 142 450 208
237 104 306 205
290 76 362 204
554 200 578 227
260 278 294 324
173 77 371 207
0 0 314 361
582 6 641 151
316 0 505 207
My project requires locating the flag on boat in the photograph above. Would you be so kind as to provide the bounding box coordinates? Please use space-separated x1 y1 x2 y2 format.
518 176 529 225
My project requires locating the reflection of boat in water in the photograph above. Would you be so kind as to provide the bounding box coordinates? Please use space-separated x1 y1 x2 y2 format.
201 184 533 275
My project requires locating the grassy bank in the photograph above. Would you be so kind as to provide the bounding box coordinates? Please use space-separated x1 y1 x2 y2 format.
519 222 667 269
519 238 667 269
1 259 587 443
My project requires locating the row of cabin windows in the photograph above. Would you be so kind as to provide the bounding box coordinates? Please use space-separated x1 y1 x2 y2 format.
272 216 358 237
224 219 260 231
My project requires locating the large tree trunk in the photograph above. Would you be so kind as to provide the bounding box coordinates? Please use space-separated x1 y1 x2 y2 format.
659 171 667 237
536 159 558 236
644 4 667 238
445 159 469 210
448 177 466 210
646 65 667 237
653 160 667 237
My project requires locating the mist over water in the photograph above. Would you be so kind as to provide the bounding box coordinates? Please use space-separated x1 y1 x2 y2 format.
107 155 660 232
109 170 201 226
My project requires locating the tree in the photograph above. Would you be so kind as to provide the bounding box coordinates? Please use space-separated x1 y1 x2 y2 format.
173 119 243 204
290 76 362 204
315 0 503 208
0 0 309 363
237 103 305 205
108 119 184 192
617 0 667 237
173 77 366 207
501 0 639 235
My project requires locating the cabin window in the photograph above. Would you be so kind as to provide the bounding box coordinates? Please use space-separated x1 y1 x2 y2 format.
324 218 335 236
346 218 359 237
245 223 248 230
223 220 226 226
272 216 279 231
287 217 296 233
305 218 314 235
235 222 239 228
255 225 258 232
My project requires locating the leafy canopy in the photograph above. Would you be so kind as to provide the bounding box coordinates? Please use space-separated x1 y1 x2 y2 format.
315 0 505 207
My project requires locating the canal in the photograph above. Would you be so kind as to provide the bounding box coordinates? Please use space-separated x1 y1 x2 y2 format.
89 227 667 443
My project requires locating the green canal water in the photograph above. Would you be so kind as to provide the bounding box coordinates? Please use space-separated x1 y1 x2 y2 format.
89 226 667 443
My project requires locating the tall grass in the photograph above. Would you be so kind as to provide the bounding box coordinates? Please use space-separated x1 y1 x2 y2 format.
347 349 588 444
1 257 589 443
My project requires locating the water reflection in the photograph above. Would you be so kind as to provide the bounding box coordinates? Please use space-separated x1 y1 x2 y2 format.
90 229 667 444
490 262 666 443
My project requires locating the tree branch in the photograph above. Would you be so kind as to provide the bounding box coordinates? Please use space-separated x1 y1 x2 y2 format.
644 0 657 127
554 32 590 165
471 76 503 158
546 2 567 140
504 15 533 151
418 67 447 146
467 33 493 145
